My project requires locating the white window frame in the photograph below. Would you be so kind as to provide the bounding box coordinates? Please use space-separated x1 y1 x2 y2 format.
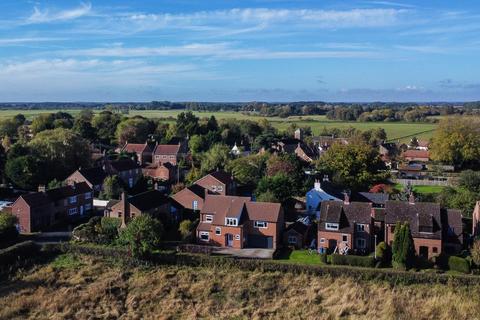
69 196 77 204
288 235 297 244
215 227 221 235
192 200 198 210
235 234 240 240
225 218 238 226
205 215 213 223
217 185 223 192
199 231 209 241
325 223 339 231
254 221 268 229
212 185 217 192
320 238 326 244
342 234 348 243
356 224 366 232
356 238 366 248
68 207 77 215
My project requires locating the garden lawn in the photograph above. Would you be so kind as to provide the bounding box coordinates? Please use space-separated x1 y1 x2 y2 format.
277 249 323 265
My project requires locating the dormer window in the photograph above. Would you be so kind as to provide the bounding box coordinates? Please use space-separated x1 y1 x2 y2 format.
254 221 268 228
356 224 366 232
325 223 339 231
225 218 238 226
205 215 213 223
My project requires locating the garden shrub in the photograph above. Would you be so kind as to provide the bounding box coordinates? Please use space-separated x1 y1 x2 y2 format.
319 253 327 264
448 256 471 274
331 254 375 268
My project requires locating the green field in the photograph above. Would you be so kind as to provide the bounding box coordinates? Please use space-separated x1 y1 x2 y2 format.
0 109 437 142
394 184 447 194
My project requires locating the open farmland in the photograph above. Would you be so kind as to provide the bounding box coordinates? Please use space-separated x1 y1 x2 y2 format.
0 109 437 142
1 253 480 320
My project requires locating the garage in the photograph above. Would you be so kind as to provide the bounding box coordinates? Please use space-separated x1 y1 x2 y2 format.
248 235 273 249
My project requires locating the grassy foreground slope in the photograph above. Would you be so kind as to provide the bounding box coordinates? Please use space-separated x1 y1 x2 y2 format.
1 254 479 320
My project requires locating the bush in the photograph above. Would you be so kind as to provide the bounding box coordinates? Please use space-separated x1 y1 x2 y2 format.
319 253 327 264
178 219 196 242
72 216 121 245
448 256 470 274
375 241 391 267
118 215 164 258
0 212 18 242
331 254 375 268
99 217 121 243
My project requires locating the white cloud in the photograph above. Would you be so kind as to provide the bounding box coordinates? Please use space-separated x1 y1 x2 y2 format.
59 42 378 60
26 2 92 24
0 37 67 46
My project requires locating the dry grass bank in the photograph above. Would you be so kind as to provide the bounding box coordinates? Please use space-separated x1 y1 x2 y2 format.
0 254 479 320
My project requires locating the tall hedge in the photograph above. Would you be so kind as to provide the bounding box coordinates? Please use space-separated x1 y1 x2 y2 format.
448 256 470 274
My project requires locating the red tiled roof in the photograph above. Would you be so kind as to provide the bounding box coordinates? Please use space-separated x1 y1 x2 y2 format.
402 150 430 159
122 143 151 154
154 144 181 155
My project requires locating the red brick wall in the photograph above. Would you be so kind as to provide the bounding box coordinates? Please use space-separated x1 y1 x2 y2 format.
11 198 32 233
385 223 442 259
318 230 352 252
172 189 204 211
208 225 244 248
66 171 94 190
244 221 281 249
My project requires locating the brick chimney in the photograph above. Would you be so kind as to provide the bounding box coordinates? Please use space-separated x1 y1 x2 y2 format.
314 179 321 191
343 191 350 205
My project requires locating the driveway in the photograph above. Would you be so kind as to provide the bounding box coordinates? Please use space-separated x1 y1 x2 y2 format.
213 248 274 259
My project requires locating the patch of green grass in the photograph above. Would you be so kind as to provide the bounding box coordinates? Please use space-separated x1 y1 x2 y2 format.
51 253 84 269
394 184 447 194
277 249 322 265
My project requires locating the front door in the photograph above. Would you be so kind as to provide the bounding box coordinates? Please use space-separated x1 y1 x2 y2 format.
419 246 429 259
226 234 234 247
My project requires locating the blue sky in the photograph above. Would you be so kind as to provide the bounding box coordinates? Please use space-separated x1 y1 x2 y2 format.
0 0 479 102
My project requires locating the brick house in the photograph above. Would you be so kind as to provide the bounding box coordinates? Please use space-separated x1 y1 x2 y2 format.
105 190 171 226
142 162 177 182
121 142 153 165
401 149 430 162
172 170 237 213
283 221 310 249
317 200 374 254
11 182 93 233
153 141 187 166
385 199 442 259
103 159 143 188
196 195 284 249
66 167 108 193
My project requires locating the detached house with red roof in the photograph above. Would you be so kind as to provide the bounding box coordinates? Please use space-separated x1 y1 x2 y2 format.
196 195 284 249
121 142 153 165
401 149 430 162
153 141 187 166
172 170 237 213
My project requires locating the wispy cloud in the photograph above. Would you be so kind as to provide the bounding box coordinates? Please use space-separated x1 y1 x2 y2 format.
363 1 416 9
25 2 92 24
0 37 67 46
59 42 378 60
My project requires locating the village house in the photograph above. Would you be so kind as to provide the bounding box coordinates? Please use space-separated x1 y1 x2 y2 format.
312 135 350 156
317 198 374 254
172 170 237 214
305 179 342 217
105 190 172 226
153 140 188 166
121 142 153 165
66 167 108 193
142 162 177 183
401 149 430 162
283 220 312 249
196 195 284 249
11 182 93 233
384 196 464 259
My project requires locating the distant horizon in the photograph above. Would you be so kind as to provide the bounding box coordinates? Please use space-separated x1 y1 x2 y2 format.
1 0 479 101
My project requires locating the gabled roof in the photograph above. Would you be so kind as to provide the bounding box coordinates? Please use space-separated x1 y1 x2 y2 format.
76 167 108 186
127 190 169 211
442 209 463 244
122 143 152 154
358 192 389 206
153 144 181 155
385 201 442 239
285 221 309 235
19 192 51 207
46 182 92 201
200 195 283 226
207 170 234 185
402 150 430 159
319 201 372 232
109 159 140 172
